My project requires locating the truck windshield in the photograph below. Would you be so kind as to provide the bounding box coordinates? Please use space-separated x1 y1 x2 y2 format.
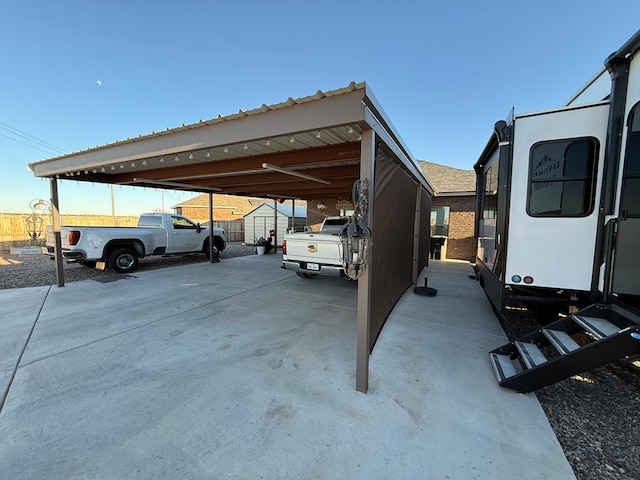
322 218 348 234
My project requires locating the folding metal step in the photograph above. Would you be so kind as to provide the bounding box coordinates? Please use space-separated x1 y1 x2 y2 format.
542 329 581 355
489 352 518 382
490 304 640 393
515 341 547 369
573 315 620 339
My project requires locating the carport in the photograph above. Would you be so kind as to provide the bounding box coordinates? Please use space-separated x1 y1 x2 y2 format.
28 81 433 392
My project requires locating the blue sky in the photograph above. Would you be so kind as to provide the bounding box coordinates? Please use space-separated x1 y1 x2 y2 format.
1 1 638 216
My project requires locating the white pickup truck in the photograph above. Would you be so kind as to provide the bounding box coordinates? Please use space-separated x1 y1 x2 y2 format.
45 213 226 274
281 217 348 278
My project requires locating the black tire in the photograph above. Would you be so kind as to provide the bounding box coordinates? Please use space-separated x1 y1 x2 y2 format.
296 272 313 279
79 260 97 268
204 244 219 260
107 248 138 274
214 237 226 252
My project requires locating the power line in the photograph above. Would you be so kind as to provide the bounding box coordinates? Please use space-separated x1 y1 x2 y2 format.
0 121 67 156
0 121 67 153
0 132 61 156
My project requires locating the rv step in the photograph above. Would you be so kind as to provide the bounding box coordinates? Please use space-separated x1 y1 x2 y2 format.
515 341 547 369
542 329 581 354
489 352 518 382
573 315 620 339
489 304 640 393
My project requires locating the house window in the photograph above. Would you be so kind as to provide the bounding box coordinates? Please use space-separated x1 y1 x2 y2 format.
431 206 450 237
527 137 598 217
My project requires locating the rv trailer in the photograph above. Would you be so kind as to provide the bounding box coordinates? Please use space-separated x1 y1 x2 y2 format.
475 30 640 392
475 29 640 317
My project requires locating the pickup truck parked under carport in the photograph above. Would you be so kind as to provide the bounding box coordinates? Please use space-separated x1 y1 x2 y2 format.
45 213 226 274
281 216 348 278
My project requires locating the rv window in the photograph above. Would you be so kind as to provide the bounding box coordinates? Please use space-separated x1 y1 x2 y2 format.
527 138 598 217
482 160 499 219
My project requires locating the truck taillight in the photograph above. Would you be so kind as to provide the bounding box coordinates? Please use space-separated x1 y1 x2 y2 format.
68 230 81 245
282 240 287 255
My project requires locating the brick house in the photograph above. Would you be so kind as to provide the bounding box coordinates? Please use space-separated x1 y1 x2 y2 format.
305 198 354 231
418 161 476 262
173 193 268 222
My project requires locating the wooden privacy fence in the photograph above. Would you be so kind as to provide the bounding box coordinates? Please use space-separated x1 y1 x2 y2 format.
208 219 244 243
0 213 247 251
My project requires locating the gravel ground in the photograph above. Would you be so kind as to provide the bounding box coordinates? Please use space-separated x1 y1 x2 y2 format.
1 251 638 479
498 305 640 480
0 242 257 289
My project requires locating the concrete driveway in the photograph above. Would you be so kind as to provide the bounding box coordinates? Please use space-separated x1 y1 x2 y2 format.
0 254 575 479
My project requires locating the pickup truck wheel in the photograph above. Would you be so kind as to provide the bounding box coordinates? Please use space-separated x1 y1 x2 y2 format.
296 272 313 279
107 248 138 274
204 244 219 260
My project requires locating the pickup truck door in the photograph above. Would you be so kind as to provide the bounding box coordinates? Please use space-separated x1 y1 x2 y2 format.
169 215 203 252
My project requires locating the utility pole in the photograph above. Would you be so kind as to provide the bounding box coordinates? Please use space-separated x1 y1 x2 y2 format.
110 184 115 216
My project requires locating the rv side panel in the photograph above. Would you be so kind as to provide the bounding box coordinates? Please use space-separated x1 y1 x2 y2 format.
474 122 513 311
506 103 609 293
609 49 640 313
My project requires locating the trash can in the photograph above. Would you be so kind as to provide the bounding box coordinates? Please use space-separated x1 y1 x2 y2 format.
430 237 447 260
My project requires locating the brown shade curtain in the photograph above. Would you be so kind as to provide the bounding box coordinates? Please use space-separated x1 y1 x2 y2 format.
418 185 431 272
368 145 430 351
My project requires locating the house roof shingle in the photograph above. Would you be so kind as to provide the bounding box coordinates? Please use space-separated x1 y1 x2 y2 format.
418 161 475 196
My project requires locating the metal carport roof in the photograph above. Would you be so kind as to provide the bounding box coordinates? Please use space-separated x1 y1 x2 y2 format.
28 81 429 201
28 81 434 393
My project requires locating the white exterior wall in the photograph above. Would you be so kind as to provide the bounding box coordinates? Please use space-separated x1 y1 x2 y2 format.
243 204 298 245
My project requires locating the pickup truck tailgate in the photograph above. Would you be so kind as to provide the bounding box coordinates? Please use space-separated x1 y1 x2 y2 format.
45 225 71 248
286 236 340 263
282 232 344 276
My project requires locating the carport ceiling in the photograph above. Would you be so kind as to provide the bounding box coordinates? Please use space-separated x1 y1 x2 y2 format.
27 82 401 201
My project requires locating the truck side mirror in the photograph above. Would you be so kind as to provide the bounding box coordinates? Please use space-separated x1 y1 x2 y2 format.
196 223 202 233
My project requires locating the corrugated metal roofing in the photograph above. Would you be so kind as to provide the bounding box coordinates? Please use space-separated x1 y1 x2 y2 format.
27 81 431 201
30 81 366 163
268 203 308 218
244 202 307 218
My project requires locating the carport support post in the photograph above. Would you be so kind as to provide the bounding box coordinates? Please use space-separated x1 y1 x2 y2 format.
356 129 375 393
273 199 278 251
49 177 64 287
208 193 214 263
